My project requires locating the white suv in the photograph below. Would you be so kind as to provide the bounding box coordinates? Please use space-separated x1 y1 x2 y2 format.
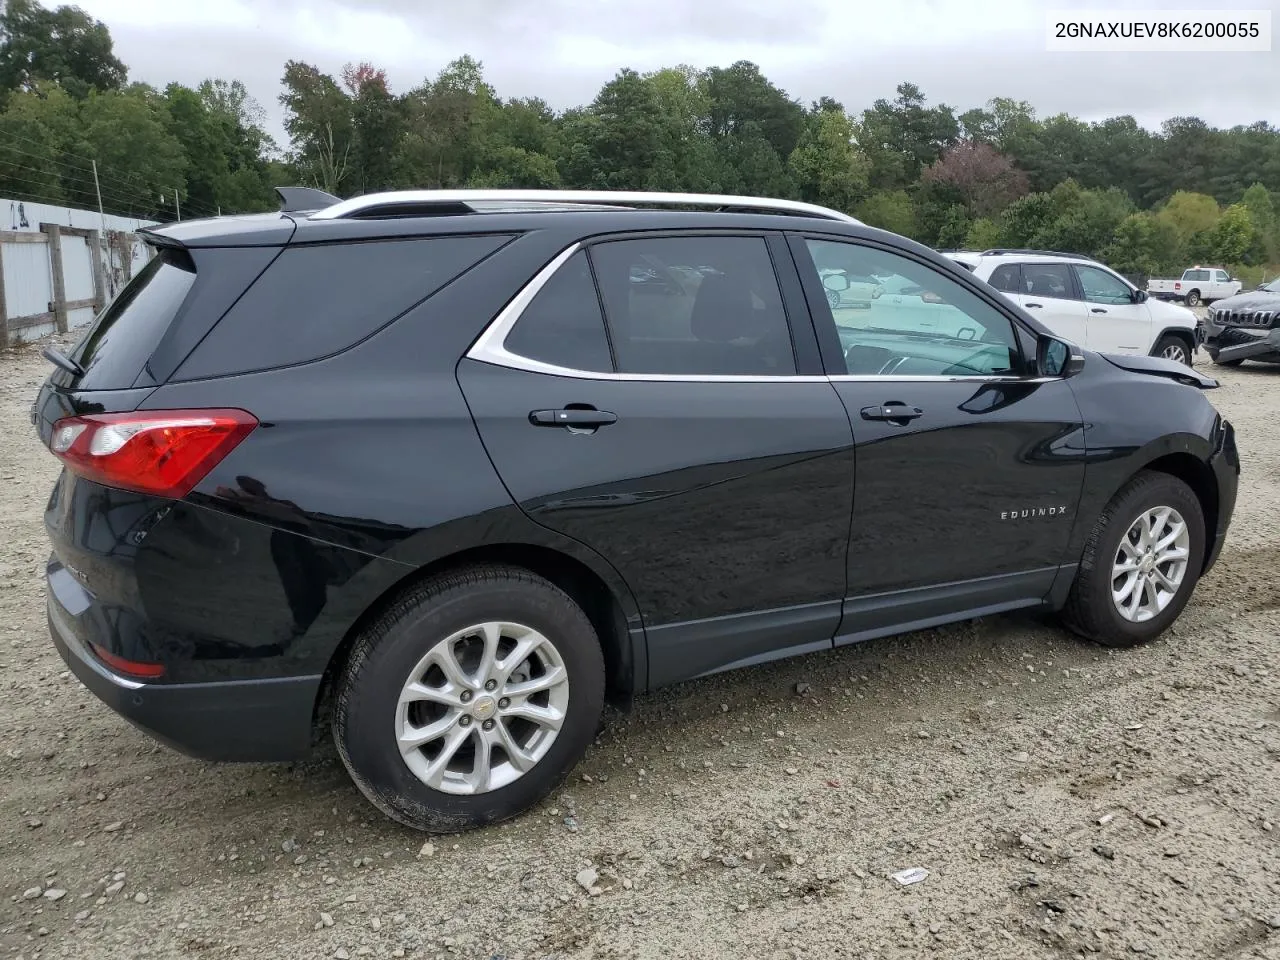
943 249 1200 367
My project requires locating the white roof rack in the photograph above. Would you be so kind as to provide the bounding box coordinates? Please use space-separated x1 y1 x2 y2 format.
308 189 861 224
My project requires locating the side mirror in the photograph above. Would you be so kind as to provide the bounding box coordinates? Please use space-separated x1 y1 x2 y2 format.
1037 336 1085 378
1132 288 1149 303
822 273 850 292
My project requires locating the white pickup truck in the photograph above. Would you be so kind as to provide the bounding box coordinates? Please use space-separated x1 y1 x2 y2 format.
1147 267 1242 307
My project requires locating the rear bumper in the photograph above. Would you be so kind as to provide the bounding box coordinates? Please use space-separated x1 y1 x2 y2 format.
48 561 321 762
1203 418 1240 576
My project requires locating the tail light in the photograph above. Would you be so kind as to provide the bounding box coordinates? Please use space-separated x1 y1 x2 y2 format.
89 642 166 679
49 409 258 499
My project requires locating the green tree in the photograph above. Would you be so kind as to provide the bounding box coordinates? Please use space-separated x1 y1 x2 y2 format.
1241 181 1278 261
74 88 188 217
964 218 1001 250
855 190 918 238
279 60 354 193
0 0 125 101
0 83 79 203
859 82 959 188
1104 212 1182 278
1156 190 1219 241
789 106 869 213
1204 203 1260 265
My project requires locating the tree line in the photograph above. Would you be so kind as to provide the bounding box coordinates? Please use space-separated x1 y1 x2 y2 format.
3 0 1278 280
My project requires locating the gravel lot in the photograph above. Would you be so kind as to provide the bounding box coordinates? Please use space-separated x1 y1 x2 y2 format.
2 331 1278 960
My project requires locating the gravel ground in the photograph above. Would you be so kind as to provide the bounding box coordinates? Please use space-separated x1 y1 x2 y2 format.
2 332 1278 960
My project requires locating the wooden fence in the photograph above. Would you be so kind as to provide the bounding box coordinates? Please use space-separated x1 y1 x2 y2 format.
0 223 143 347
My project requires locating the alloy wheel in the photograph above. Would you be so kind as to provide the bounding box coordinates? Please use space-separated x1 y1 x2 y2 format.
395 622 569 795
1111 506 1191 623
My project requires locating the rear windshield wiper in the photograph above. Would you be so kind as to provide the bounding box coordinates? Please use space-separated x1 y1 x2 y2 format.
42 347 85 378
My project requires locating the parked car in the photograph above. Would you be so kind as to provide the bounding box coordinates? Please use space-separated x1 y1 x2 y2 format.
1147 267 1242 306
819 268 883 309
943 249 1200 366
1201 275 1280 367
33 189 1239 833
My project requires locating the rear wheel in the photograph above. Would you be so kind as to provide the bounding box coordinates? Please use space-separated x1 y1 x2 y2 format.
1061 472 1205 648
1184 289 1201 307
333 565 605 832
1153 335 1192 367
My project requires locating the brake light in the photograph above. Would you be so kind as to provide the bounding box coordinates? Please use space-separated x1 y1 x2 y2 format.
89 642 166 679
1174 282 1181 290
49 409 258 498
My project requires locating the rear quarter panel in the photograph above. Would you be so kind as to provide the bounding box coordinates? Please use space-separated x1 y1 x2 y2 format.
137 230 645 676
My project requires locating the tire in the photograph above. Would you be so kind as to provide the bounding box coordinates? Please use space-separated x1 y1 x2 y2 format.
1184 289 1201 307
1153 335 1192 367
1214 357 1244 368
826 289 840 309
333 565 605 832
1061 471 1205 648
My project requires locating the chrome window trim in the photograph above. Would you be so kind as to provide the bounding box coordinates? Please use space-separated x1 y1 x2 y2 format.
312 189 862 223
464 241 1060 386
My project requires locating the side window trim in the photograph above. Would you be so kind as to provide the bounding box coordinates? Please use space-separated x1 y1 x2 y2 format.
785 231 1035 380
467 234 1054 384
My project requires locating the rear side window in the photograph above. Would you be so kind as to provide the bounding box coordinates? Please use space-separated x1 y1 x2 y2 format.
1022 263 1077 300
503 250 614 372
987 263 1023 293
70 247 196 390
589 236 796 376
175 235 510 380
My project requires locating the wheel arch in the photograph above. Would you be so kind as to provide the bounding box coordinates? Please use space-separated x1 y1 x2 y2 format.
311 541 644 742
1152 326 1196 357
1131 450 1219 574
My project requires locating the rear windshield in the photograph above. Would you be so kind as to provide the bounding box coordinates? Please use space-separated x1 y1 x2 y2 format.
69 247 196 390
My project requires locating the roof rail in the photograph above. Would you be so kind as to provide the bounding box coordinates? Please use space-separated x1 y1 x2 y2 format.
275 186 341 213
308 189 862 224
979 248 1105 264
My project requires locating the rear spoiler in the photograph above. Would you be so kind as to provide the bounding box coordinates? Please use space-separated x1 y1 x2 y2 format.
275 186 341 213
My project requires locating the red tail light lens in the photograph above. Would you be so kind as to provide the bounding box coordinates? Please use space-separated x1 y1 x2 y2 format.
49 408 258 499
89 642 166 679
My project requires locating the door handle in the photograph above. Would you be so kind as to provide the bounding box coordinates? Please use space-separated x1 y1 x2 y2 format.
1091 308 1108 314
529 407 618 428
861 402 923 423
1024 302 1042 309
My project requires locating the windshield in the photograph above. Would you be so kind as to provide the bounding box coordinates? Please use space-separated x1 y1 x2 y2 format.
1264 278 1280 293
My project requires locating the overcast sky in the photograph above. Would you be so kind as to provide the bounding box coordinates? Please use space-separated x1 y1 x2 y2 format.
65 0 1279 149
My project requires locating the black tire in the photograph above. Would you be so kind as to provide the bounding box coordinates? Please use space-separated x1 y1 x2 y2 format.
1061 471 1205 648
333 565 605 832
1184 289 1201 307
1152 334 1193 367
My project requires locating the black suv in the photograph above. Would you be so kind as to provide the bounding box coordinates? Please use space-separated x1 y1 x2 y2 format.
33 189 1240 832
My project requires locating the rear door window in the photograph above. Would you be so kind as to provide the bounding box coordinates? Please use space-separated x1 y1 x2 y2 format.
502 250 614 372
987 263 1023 293
69 247 197 390
588 236 797 376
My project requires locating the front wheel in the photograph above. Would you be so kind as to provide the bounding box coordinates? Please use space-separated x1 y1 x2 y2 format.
1061 471 1205 648
333 565 605 832
1213 357 1244 367
1153 335 1193 367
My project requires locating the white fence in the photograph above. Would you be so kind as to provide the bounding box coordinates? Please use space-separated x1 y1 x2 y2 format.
1 197 157 346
